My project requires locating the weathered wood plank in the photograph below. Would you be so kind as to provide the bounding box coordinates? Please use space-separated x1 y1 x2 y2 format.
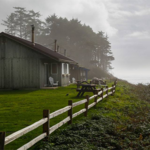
5 118 48 145
0 132 5 150
111 84 114 95
72 108 86 118
68 100 73 125
0 59 4 88
108 92 112 95
3 83 116 148
108 87 112 90
43 110 49 141
12 59 20 89
103 94 107 99
4 59 11 88
17 133 47 150
106 86 108 96
97 97 103 103
72 99 87 107
49 106 71 119
103 89 107 92
94 91 98 108
89 95 97 100
84 95 89 117
88 102 96 109
49 117 70 134
98 91 102 96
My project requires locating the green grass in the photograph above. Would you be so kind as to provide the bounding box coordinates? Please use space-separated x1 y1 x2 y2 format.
36 80 150 150
0 83 113 150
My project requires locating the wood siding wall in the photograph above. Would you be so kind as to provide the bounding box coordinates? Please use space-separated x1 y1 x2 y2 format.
0 37 70 88
0 37 43 89
41 62 62 87
70 66 88 82
61 75 70 86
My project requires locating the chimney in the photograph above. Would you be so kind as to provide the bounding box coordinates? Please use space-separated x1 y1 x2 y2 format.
64 49 67 56
54 39 57 52
57 45 59 52
31 25 35 45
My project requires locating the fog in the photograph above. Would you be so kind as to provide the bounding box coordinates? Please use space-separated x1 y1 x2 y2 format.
0 0 150 84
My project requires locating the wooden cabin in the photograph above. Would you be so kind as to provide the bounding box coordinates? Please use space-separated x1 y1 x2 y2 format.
0 32 77 89
70 64 89 82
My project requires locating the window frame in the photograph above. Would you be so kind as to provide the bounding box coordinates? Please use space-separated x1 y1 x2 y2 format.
67 64 69 74
51 63 58 75
62 63 64 74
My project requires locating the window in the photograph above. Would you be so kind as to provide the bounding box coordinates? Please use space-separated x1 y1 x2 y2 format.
67 64 69 74
62 63 69 74
62 63 64 74
51 63 58 74
83 71 85 76
64 63 67 74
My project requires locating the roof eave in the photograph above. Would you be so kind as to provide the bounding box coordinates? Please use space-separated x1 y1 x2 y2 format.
58 59 77 64
0 33 75 62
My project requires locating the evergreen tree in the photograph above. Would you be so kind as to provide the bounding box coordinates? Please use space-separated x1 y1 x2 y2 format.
2 10 114 72
2 12 17 36
2 7 45 41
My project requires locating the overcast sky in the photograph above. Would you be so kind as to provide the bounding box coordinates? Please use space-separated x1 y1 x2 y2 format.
0 0 150 83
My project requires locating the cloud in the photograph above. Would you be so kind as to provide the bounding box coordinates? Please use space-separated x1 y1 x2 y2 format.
1 0 150 83
0 0 118 37
43 0 118 36
129 31 150 39
134 9 150 16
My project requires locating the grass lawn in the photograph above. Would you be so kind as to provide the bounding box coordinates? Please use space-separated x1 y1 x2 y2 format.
35 80 150 150
0 82 113 150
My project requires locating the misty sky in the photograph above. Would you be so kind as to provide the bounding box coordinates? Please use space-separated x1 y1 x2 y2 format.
0 0 150 82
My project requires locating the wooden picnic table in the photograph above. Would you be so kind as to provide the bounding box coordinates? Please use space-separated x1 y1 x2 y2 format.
76 84 97 97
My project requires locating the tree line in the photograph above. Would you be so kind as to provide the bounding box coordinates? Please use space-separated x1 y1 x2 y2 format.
2 7 114 72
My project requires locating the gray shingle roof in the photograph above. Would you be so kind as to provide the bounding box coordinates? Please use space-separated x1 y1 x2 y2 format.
0 32 77 64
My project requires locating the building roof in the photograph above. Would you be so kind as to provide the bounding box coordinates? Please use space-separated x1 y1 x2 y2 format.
70 64 90 71
0 32 77 64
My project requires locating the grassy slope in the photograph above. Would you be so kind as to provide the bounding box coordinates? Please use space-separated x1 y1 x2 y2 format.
36 80 150 150
1 83 112 150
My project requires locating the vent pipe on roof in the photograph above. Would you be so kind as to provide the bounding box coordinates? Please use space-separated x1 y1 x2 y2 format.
57 45 59 52
31 25 35 45
64 49 67 56
54 39 57 52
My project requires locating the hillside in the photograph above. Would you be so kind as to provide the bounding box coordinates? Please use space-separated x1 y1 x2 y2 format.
36 80 150 150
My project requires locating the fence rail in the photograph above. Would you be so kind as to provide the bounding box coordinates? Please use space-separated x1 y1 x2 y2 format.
0 80 117 150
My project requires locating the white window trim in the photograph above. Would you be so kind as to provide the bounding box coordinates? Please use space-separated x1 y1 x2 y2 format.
67 64 69 74
62 63 64 74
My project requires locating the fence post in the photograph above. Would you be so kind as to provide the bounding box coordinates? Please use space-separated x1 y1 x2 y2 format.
84 95 89 117
68 100 73 125
111 84 114 96
114 80 117 93
106 86 108 96
43 110 50 141
0 132 5 150
101 88 103 99
94 91 98 108
114 79 117 85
